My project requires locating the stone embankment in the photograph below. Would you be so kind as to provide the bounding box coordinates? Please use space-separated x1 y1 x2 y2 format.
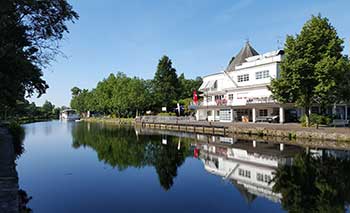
135 116 350 142
231 122 350 142
0 126 19 213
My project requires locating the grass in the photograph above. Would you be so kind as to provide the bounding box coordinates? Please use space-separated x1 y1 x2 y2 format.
83 117 135 125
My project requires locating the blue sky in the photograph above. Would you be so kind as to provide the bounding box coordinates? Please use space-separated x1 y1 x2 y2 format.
30 0 350 107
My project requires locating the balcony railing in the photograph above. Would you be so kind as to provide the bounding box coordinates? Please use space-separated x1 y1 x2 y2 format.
198 97 276 107
246 96 276 104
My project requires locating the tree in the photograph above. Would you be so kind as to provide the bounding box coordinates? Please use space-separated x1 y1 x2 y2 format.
71 87 82 96
70 88 90 113
273 152 350 212
178 73 203 100
42 100 55 114
269 15 350 126
153 56 180 110
71 123 192 190
0 0 78 109
71 72 153 117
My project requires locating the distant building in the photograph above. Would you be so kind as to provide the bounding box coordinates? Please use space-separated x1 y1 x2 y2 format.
60 109 80 121
196 42 349 123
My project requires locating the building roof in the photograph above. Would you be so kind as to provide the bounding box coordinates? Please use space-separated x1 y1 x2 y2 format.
226 42 259 72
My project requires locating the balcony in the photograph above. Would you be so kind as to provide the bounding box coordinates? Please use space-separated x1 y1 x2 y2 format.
246 97 276 104
198 99 248 107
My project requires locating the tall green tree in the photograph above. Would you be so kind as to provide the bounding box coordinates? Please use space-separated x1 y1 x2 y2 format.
71 72 152 117
153 56 180 110
0 0 78 109
70 88 90 113
178 73 202 100
269 15 350 126
42 100 55 114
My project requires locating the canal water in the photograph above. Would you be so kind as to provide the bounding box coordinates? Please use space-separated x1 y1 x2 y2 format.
3 121 350 212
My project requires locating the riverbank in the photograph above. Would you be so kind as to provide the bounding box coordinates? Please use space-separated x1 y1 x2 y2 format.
0 125 19 212
136 119 350 142
82 117 135 125
80 117 350 142
1 116 57 125
230 122 350 142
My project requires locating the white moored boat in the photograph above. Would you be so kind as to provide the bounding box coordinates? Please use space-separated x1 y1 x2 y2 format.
60 109 80 121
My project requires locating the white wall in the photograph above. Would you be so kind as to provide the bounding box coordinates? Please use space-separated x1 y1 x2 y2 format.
199 51 281 107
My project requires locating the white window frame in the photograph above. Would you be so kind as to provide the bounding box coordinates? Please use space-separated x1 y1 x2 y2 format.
237 74 249 82
256 70 269 79
228 94 234 100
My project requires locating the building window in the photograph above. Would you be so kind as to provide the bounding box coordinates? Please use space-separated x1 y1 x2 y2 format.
213 80 217 89
256 70 269 79
215 95 224 100
207 111 212 116
238 169 251 178
228 94 234 100
238 74 249 82
257 173 271 183
216 110 220 116
220 109 231 121
206 96 212 102
259 109 268 117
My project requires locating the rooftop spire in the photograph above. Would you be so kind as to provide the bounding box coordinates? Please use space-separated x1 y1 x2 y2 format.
226 42 259 72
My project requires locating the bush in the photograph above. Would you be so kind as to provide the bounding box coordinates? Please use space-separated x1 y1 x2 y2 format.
300 114 331 128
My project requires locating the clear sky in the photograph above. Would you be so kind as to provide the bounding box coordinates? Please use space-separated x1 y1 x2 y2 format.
30 0 350 107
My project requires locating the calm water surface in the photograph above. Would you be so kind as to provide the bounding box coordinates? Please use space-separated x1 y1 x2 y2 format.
8 121 350 212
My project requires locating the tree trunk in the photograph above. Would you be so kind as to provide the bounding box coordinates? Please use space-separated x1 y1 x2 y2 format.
305 106 311 127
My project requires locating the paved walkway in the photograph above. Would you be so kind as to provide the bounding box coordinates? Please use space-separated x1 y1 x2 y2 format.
147 120 350 134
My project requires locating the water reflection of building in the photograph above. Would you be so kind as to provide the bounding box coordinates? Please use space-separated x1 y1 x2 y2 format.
197 141 302 203
309 148 350 160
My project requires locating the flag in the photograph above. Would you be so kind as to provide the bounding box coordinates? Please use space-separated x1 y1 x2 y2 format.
193 90 198 105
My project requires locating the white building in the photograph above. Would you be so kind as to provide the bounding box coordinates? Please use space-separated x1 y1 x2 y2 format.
60 109 80 121
196 42 348 123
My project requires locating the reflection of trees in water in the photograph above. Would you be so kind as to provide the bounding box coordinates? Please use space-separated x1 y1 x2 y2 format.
71 123 192 190
273 152 350 213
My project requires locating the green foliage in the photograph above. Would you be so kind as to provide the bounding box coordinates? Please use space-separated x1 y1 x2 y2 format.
69 56 201 117
0 99 60 122
153 56 180 109
273 153 350 212
8 121 25 157
178 74 203 100
71 123 192 190
300 113 331 128
70 72 152 117
288 132 297 140
178 98 196 115
0 0 78 109
42 100 55 115
269 14 350 126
